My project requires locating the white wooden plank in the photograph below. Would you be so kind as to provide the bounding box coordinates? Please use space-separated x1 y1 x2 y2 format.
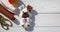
33 27 60 32
35 14 60 26
22 0 60 13
0 26 60 32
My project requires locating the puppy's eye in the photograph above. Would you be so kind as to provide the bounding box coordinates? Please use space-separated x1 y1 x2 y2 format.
22 25 24 27
27 25 30 27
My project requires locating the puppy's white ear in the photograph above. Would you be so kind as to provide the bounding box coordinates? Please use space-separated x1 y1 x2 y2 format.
27 5 33 12
18 5 25 11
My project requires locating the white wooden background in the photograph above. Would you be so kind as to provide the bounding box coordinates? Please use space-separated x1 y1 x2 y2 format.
0 0 60 32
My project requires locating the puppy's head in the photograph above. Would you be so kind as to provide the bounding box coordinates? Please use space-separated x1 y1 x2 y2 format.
20 18 31 28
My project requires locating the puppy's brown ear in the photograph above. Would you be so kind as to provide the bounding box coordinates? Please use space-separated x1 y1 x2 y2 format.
27 5 33 12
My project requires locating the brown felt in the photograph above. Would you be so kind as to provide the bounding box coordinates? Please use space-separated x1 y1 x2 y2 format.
0 4 15 20
27 5 33 12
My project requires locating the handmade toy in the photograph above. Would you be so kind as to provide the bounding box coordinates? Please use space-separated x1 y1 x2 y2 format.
18 5 33 28
0 0 33 29
0 15 12 30
0 4 33 29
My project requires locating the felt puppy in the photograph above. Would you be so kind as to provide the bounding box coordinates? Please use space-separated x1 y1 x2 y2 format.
18 5 33 29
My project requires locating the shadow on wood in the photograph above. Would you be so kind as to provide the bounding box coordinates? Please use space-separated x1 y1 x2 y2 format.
25 10 38 31
12 0 25 25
